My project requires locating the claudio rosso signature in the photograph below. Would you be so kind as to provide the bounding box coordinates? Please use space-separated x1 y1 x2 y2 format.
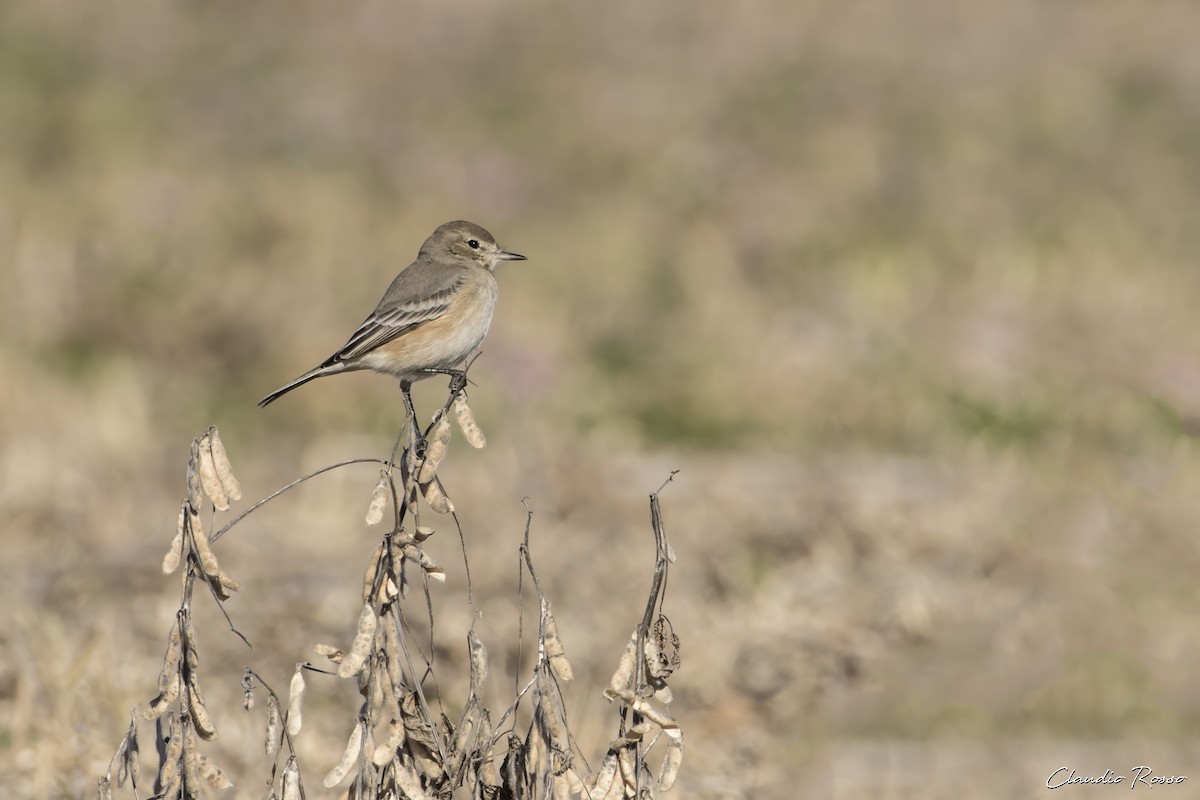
1047 767 1188 789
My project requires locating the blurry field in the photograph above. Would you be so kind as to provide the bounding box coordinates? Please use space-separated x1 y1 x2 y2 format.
4 1 1200 797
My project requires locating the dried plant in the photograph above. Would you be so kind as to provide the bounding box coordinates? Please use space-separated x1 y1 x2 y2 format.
98 386 683 799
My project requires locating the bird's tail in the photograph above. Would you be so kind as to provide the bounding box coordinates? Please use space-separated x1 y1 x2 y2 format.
258 364 345 408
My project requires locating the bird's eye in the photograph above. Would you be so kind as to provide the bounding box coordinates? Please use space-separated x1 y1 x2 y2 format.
467 239 480 249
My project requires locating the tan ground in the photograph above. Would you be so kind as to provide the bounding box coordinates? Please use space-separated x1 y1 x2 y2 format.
4 1 1200 798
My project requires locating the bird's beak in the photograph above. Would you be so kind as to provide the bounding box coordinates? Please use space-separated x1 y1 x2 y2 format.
497 249 527 261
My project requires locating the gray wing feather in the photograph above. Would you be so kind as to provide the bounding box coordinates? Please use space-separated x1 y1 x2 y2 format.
326 271 466 364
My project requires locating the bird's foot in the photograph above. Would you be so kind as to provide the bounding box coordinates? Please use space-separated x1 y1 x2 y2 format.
422 368 470 397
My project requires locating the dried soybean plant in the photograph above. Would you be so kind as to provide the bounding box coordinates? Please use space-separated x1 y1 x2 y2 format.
98 427 241 800
99 384 685 799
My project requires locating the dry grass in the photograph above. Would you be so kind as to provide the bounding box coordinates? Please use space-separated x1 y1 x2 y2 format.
5 0 1200 797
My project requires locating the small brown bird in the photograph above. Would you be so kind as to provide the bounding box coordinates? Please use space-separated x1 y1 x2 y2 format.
258 220 526 414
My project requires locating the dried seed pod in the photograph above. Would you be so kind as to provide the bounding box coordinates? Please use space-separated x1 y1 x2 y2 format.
96 776 112 800
415 548 446 582
197 433 230 511
413 525 435 541
394 761 431 800
371 718 405 767
420 478 454 514
448 700 478 777
198 753 234 790
241 668 255 711
616 746 639 798
189 509 220 577
653 682 674 704
208 569 240 600
187 674 217 741
157 714 184 800
186 440 203 512
281 756 301 800
630 696 678 731
207 426 242 503
180 614 200 670
163 505 186 574
417 414 452 483
337 605 377 679
552 771 572 800
452 393 487 448
143 674 178 721
542 606 573 682
286 666 305 736
182 713 201 791
124 717 141 788
608 631 638 694
361 541 385 605
479 733 501 790
535 670 571 770
322 720 364 788
365 473 389 526
656 728 684 790
158 619 184 695
468 630 489 691
588 753 619 800
314 643 346 664
264 694 281 757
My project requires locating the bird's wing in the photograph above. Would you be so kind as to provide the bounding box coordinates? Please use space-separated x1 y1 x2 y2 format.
326 269 467 364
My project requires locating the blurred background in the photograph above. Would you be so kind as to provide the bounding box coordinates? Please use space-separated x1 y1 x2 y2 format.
4 1 1200 797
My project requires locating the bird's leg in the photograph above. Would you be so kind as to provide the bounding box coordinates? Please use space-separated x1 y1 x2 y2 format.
400 382 425 459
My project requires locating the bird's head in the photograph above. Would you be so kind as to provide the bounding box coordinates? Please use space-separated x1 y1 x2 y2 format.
423 220 526 271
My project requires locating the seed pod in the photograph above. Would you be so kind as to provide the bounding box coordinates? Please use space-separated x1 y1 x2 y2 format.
414 525 435 541
394 761 431 800
158 619 183 695
186 441 203 512
314 643 345 664
198 753 234 790
588 753 619 800
196 433 229 511
208 569 240 600
157 714 183 800
420 478 454 514
281 756 301 800
608 631 638 694
163 505 186 574
286 666 305 736
452 393 487 448
417 415 452 482
468 630 489 691
264 694 281 757
337 605 377 679
207 426 242 503
143 673 178 721
182 714 201 791
361 541 385 605
322 720 364 788
189 509 220 577
188 673 217 741
657 728 684 790
372 718 405 767
542 606 573 682
365 474 389 526
415 548 446 582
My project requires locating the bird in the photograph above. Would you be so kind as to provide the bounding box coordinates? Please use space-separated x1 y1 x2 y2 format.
258 220 526 417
